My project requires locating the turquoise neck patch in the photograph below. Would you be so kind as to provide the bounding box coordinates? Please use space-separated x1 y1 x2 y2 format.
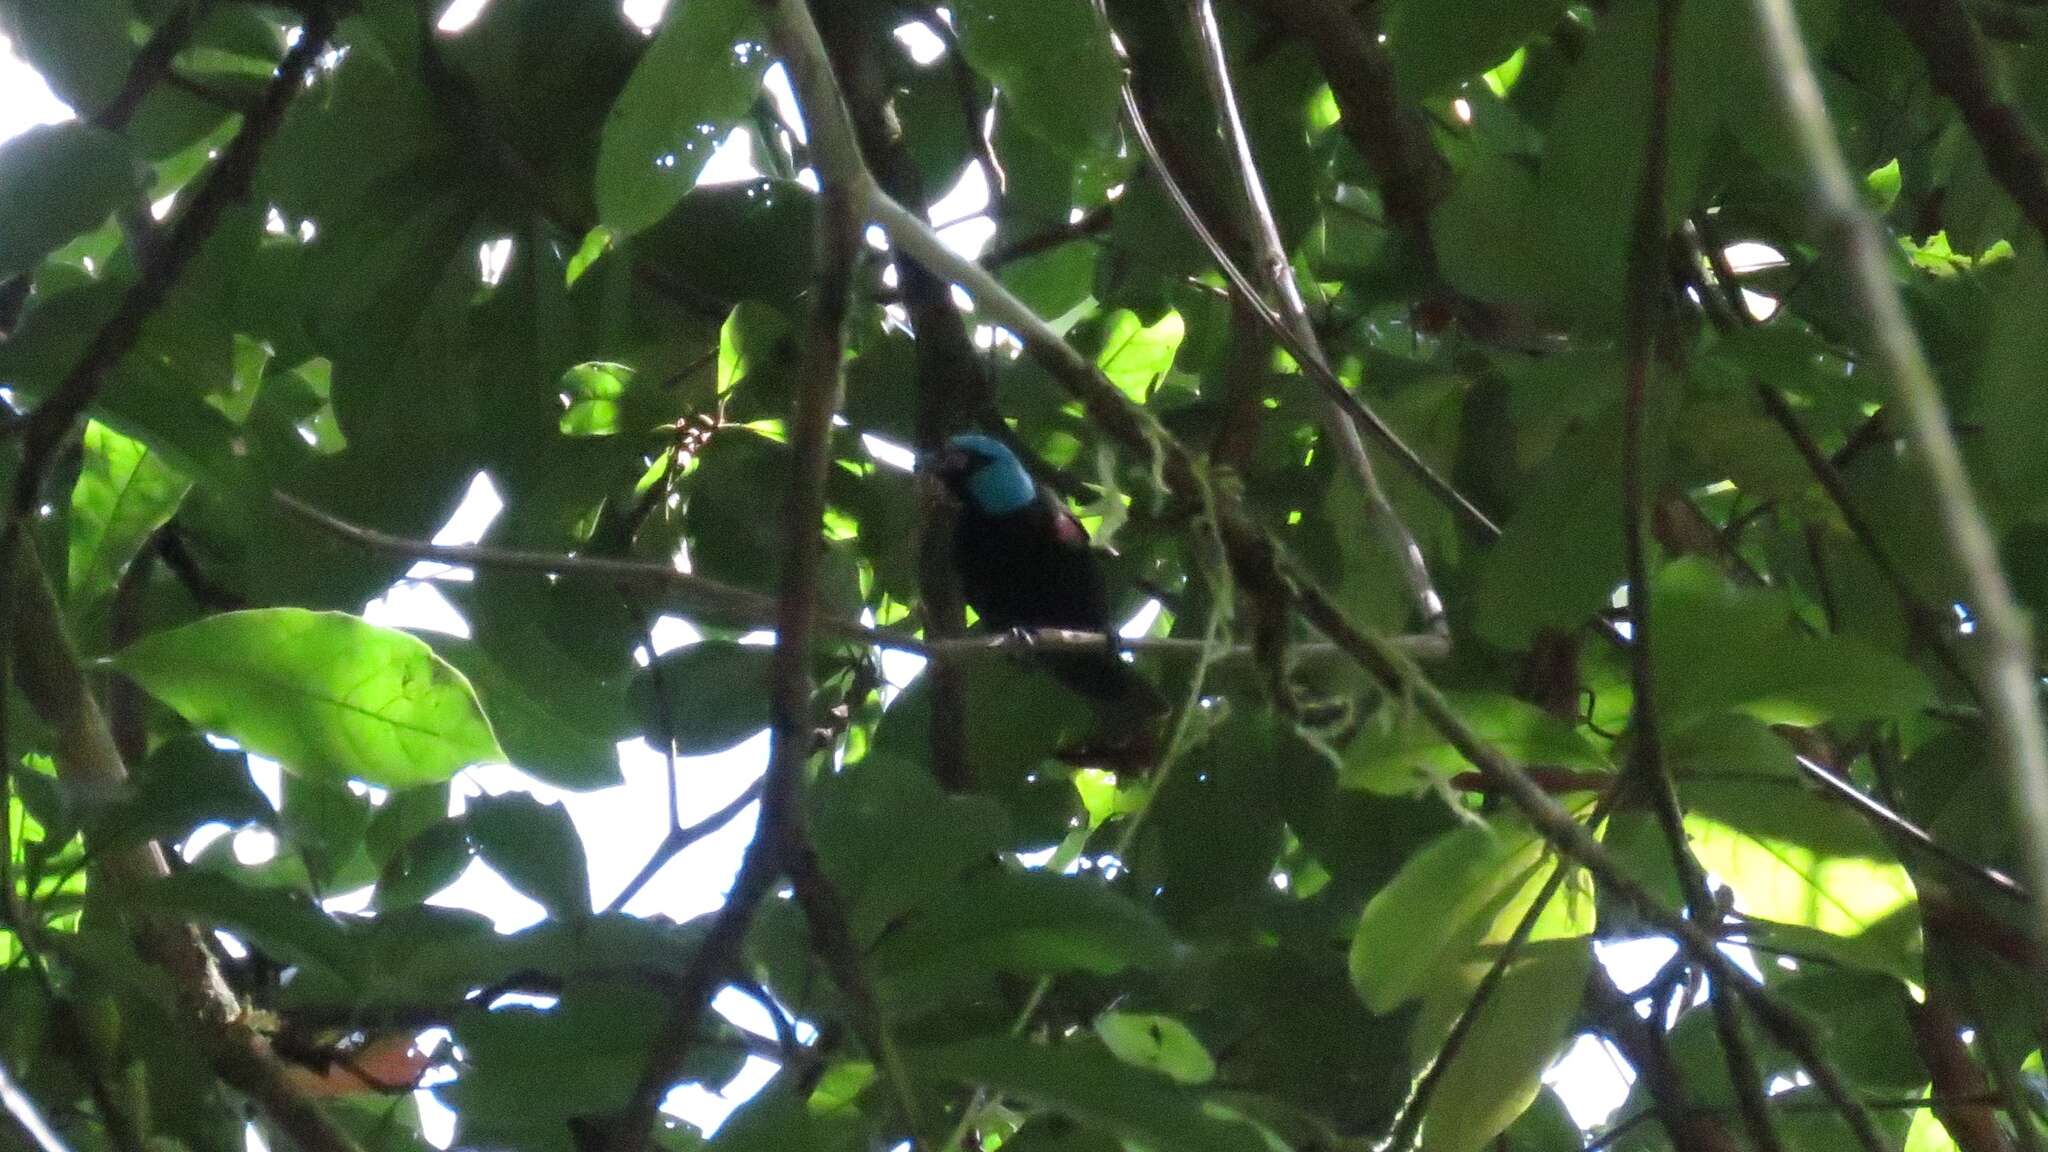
950 434 1035 515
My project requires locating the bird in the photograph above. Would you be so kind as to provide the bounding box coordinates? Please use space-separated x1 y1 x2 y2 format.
923 433 1165 722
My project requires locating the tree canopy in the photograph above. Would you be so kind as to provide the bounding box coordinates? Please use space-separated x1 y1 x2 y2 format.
0 2 2044 1152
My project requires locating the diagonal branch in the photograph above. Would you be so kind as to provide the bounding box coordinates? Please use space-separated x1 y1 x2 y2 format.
1749 0 2048 990
1183 0 1445 631
819 30 1890 1152
614 4 906 1148
7 539 361 1152
1883 0 2048 248
1619 3 1781 1148
11 15 335 528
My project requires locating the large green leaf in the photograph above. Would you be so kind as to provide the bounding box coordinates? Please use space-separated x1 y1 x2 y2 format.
628 640 772 755
1344 692 1610 796
1349 819 1592 1014
952 0 1121 159
113 610 507 788
1411 940 1595 1152
67 420 192 608
870 869 1175 1001
466 791 591 919
904 1037 1277 1152
0 122 140 279
1651 558 1932 729
595 0 770 238
1383 0 1572 99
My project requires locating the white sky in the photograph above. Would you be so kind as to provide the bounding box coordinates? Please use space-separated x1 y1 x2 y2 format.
0 5 1661 1142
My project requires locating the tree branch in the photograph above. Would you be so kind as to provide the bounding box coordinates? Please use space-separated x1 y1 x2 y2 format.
0 1058 71 1152
7 540 362 1152
1884 0 2048 248
1621 5 1781 1149
1749 0 2048 986
1236 0 1444 260
12 15 334 528
615 3 890 1147
1184 0 1445 631
89 0 211 133
1100 57 1502 539
276 490 1453 664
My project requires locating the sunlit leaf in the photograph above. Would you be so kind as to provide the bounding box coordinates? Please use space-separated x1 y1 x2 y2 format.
113 610 506 788
67 420 191 607
595 0 770 237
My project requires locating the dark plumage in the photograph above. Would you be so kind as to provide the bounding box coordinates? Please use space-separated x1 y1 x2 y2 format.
925 435 1162 717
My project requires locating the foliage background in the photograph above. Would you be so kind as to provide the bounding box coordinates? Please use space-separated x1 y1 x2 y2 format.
0 2 2043 1152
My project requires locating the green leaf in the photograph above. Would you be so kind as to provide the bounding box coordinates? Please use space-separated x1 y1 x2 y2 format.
810 755 1011 944
113 610 507 788
134 872 359 985
871 870 1175 998
595 0 770 238
1349 819 1591 1013
628 640 772 756
0 122 140 279
557 362 635 437
951 0 1121 160
428 637 628 791
67 421 192 608
1094 309 1186 401
904 1037 1276 1152
1094 1011 1217 1086
1683 784 1918 976
1651 558 1932 729
466 791 591 919
1383 0 1572 100
1411 941 1595 1152
1344 693 1610 796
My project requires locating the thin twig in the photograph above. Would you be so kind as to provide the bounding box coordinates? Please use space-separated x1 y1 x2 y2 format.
277 489 1455 664
1183 0 1445 631
600 781 766 916
1102 73 1502 539
1750 0 2048 988
1621 4 1781 1149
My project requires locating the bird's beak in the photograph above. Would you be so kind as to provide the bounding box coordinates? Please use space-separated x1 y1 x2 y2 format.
921 444 970 479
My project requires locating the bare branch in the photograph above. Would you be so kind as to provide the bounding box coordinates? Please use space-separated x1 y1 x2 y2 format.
1621 4 1781 1148
1750 0 2048 988
9 540 362 1152
615 2 887 1146
1183 0 1445 631
278 490 1454 664
90 0 210 132
1884 0 2048 248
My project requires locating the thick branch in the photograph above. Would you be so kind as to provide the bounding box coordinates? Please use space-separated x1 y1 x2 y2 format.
1237 0 1444 259
8 542 361 1152
1750 0 2048 984
1884 0 2048 248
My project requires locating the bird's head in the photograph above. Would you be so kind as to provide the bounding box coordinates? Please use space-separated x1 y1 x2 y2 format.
922 433 1036 514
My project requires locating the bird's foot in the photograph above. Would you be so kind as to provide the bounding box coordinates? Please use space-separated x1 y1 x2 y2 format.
1005 626 1039 650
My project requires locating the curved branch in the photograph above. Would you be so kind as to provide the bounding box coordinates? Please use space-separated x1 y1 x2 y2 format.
1750 0 2048 991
